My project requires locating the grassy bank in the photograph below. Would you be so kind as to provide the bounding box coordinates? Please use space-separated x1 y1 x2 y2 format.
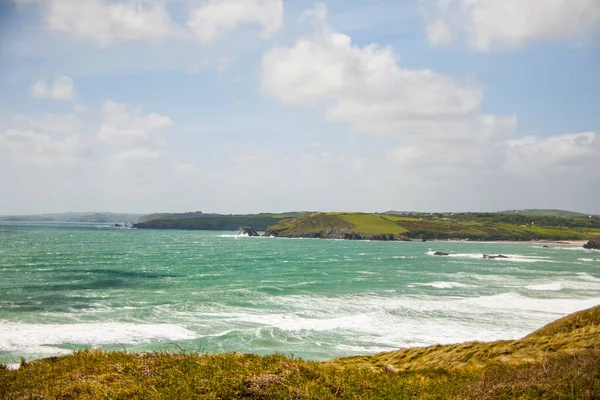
2 305 600 399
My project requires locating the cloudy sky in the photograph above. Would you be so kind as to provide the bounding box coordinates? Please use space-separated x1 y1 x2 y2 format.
0 0 599 215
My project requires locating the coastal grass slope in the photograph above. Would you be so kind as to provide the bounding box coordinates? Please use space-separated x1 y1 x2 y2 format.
2 305 600 399
334 304 600 371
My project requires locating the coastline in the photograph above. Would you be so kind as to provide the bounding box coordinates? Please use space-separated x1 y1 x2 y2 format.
418 239 589 245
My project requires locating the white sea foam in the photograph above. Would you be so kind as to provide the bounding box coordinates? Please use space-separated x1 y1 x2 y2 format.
578 258 600 262
218 233 248 238
0 322 198 355
525 282 563 291
577 272 600 282
426 251 552 263
418 281 470 289
193 291 600 350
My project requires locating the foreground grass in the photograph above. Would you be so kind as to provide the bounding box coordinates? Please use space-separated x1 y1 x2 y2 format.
3 350 600 399
2 305 600 399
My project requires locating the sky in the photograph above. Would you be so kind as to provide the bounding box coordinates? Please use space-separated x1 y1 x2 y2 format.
0 0 599 215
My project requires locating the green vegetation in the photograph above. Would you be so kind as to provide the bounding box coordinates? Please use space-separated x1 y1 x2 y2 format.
265 211 600 241
338 213 408 235
497 209 593 218
2 305 599 399
135 213 311 231
264 213 407 240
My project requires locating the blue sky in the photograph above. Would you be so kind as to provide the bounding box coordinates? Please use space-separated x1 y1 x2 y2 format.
0 0 599 214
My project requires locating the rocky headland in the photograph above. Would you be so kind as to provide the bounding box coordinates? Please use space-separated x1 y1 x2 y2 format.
583 236 600 250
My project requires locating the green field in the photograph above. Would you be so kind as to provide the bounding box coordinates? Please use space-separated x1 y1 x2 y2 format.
338 213 409 235
2 305 599 399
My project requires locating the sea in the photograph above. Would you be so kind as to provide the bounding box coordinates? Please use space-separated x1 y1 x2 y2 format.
1 221 599 365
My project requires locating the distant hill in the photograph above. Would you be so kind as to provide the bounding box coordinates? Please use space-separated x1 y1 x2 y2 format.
497 209 593 218
264 212 600 241
137 211 311 224
0 212 141 223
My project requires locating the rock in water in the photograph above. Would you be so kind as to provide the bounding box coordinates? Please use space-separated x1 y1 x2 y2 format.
583 236 600 250
483 254 509 259
433 252 449 256
239 226 260 237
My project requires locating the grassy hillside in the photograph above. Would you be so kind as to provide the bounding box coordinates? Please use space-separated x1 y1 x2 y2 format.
265 212 600 241
264 213 407 240
2 305 599 399
498 209 592 218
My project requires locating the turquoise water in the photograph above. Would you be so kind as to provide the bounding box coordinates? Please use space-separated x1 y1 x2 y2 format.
1 222 600 364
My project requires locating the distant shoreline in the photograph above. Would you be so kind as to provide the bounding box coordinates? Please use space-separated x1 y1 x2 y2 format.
416 239 588 245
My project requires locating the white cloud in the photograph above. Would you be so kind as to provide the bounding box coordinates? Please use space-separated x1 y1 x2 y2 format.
98 101 174 147
421 0 600 51
0 129 89 167
32 0 179 45
261 4 512 144
30 76 76 100
188 0 283 43
504 132 599 173
110 148 162 163
386 146 425 166
425 17 452 46
11 113 80 133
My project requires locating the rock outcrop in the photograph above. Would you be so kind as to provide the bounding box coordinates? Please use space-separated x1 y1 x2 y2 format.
433 252 449 256
483 254 509 259
239 226 260 237
583 236 600 250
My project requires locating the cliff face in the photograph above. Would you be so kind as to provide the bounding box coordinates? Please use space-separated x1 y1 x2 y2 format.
583 236 600 250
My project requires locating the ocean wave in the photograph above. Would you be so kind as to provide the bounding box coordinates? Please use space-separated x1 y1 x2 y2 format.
0 322 198 355
191 292 600 351
417 281 470 289
577 272 600 282
426 251 552 263
525 282 563 291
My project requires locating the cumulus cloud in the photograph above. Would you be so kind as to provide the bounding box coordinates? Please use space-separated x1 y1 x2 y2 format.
261 4 513 145
0 129 90 167
420 0 600 51
24 0 179 45
188 0 283 43
257 3 599 213
98 101 174 147
11 113 80 133
30 76 76 100
110 148 162 164
504 132 599 173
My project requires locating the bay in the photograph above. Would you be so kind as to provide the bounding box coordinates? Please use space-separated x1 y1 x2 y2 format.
1 221 599 363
